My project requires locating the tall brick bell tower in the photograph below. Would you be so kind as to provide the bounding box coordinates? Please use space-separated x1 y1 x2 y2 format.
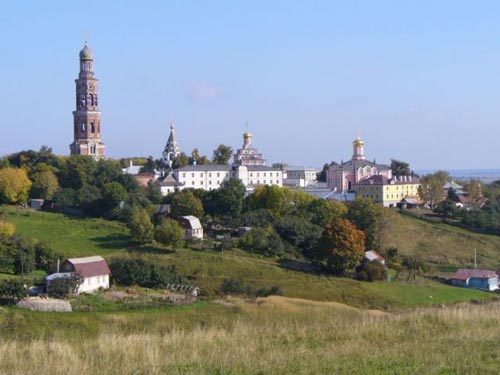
70 42 106 158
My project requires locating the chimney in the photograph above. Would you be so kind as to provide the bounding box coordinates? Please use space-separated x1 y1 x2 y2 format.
57 258 60 273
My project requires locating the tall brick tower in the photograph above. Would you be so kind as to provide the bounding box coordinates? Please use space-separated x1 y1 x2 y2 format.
70 42 106 158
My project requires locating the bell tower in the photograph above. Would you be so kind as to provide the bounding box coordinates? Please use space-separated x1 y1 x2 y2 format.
70 42 106 159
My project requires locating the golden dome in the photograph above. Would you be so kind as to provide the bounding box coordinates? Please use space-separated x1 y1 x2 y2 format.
243 132 252 138
353 137 364 146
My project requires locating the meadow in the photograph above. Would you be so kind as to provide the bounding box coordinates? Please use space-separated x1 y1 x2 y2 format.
0 297 499 374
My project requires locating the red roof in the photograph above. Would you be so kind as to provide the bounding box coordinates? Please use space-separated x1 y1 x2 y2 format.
451 268 497 281
62 256 111 278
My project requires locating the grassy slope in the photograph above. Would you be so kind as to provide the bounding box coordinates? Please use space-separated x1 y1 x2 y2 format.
2 205 498 308
382 209 500 270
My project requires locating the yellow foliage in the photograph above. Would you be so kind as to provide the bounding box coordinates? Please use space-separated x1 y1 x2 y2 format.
0 167 32 204
0 220 15 237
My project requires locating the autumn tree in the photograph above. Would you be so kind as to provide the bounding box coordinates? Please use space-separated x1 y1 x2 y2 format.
212 144 233 165
0 168 32 204
0 221 15 238
316 218 365 274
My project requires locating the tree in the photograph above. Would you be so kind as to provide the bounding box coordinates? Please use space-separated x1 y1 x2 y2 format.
346 198 383 250
171 152 189 169
58 155 96 190
390 159 411 176
0 168 32 204
144 182 163 204
170 190 204 218
34 241 61 273
434 199 459 218
154 218 184 250
127 206 154 243
317 163 330 182
305 199 347 227
246 185 288 216
238 227 285 256
100 182 128 214
462 179 482 201
209 178 246 218
0 221 15 238
30 166 59 199
317 218 365 274
91 159 123 188
418 171 451 207
274 216 322 256
356 259 387 282
189 148 210 165
12 237 36 275
212 144 233 165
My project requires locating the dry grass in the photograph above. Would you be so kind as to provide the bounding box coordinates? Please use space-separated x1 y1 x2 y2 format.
1 298 499 374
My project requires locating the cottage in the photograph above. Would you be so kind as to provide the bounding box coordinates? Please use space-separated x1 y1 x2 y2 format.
364 250 386 266
179 216 203 240
450 269 499 291
45 256 111 294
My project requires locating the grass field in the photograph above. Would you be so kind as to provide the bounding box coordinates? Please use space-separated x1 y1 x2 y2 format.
0 297 499 374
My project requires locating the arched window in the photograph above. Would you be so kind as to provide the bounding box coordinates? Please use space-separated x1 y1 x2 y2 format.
90 122 95 133
89 94 94 106
81 123 86 133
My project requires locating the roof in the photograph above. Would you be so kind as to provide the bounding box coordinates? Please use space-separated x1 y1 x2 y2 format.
79 43 93 60
285 166 320 172
45 272 73 281
333 159 391 170
357 175 420 186
246 166 281 172
64 256 111 278
451 268 498 281
365 250 385 263
123 165 142 175
176 164 232 172
180 215 202 230
400 197 422 204
443 182 463 190
159 174 183 187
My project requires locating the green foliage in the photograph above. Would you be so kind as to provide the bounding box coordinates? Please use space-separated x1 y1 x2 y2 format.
218 277 282 297
305 199 347 227
126 206 154 243
189 148 210 165
13 236 36 275
317 218 366 275
239 209 277 227
346 198 383 250
144 182 163 204
170 190 204 218
0 221 15 238
418 171 451 207
100 182 128 214
34 241 61 273
108 257 183 288
204 178 246 218
0 278 26 302
212 144 233 165
29 165 59 199
356 260 387 282
0 168 32 204
58 155 96 190
47 273 83 298
316 163 329 182
274 216 322 256
434 199 460 218
154 218 184 250
238 227 285 256
390 159 411 176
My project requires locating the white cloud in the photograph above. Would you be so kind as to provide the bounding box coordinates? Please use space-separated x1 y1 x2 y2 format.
189 82 222 100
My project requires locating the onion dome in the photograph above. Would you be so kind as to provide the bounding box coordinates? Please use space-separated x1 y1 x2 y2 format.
79 43 93 60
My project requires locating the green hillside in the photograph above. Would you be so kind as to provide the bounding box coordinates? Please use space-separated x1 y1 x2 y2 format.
1 205 498 308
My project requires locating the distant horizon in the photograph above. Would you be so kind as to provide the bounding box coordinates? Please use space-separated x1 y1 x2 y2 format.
2 1 500 169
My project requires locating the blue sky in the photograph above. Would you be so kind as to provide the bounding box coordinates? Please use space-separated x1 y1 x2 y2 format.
1 1 500 169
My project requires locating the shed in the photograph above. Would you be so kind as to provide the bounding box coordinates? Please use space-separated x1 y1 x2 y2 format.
30 199 44 210
450 269 499 291
364 250 386 266
179 216 203 240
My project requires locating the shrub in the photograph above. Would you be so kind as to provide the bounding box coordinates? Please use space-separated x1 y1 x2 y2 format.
109 257 183 288
218 278 282 298
0 278 27 303
356 260 387 282
47 273 83 298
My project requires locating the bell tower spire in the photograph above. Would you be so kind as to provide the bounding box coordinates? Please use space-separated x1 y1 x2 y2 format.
70 42 106 159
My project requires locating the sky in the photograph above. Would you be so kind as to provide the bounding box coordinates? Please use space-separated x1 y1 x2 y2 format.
1 0 500 170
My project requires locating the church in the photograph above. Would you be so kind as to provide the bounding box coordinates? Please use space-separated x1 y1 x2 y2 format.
326 136 392 192
70 43 106 159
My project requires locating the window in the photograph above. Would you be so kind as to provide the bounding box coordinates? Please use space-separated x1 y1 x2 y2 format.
217 172 220 177
209 173 212 177
81 123 86 133
191 173 194 177
182 173 186 178
192 181 195 185
90 122 95 133
201 173 204 178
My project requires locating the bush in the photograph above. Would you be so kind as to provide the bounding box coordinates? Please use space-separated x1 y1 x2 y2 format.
47 273 83 298
109 257 183 288
238 227 285 256
0 278 27 303
218 278 282 298
356 260 387 282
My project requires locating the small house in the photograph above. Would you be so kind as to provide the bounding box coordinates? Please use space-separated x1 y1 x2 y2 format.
450 269 499 291
46 255 111 294
364 250 386 266
179 215 203 240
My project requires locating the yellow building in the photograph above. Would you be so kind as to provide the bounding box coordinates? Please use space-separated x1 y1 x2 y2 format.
354 175 420 207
